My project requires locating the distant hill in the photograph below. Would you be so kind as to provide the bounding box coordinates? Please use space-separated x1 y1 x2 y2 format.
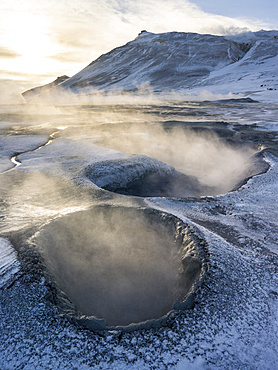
22 30 278 102
22 75 69 102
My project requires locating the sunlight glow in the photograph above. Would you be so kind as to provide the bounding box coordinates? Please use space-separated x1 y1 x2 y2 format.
0 0 276 86
1 11 60 75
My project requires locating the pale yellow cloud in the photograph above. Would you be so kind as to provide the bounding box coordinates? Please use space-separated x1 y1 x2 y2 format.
48 0 270 66
0 46 21 59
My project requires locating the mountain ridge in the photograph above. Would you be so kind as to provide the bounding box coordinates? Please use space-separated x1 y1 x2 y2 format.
22 30 278 102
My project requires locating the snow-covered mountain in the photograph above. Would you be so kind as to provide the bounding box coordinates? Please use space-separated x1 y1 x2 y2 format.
60 31 245 92
194 30 278 100
22 30 278 102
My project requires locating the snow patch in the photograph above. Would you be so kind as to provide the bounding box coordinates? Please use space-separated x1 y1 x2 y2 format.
0 238 20 288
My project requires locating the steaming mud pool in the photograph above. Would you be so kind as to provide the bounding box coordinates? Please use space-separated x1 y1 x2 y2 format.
0 100 277 369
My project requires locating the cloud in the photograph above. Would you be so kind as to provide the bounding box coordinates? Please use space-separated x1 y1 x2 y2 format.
0 0 275 84
0 46 21 59
48 51 85 64
48 0 271 63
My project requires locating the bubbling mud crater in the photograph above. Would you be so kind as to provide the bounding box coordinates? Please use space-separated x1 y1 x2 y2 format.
84 155 213 197
84 151 269 198
33 206 208 329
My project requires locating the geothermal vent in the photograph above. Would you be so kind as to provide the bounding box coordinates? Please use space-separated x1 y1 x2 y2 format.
33 206 208 329
84 155 212 198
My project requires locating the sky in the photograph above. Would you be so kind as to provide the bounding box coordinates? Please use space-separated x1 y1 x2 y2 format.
0 0 277 100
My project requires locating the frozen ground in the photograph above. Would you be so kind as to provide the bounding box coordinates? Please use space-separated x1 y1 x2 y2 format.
0 238 20 289
0 100 277 369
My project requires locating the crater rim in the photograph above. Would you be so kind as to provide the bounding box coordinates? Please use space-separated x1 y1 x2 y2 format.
31 205 209 332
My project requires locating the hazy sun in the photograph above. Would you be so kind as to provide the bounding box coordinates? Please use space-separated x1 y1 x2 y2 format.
1 11 59 76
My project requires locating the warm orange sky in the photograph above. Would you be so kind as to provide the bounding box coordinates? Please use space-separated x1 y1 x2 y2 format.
0 0 277 102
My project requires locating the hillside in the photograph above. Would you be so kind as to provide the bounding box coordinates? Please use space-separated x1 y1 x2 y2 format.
22 30 278 102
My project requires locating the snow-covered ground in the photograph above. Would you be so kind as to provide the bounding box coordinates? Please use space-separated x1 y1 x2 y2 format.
0 100 277 369
0 238 20 289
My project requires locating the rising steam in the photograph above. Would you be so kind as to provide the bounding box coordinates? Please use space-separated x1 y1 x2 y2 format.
79 120 260 195
13 97 262 196
1 98 268 330
33 206 207 327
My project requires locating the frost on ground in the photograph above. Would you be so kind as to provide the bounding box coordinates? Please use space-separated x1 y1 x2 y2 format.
148 152 278 368
0 238 20 289
0 135 49 172
0 101 277 369
1 172 277 369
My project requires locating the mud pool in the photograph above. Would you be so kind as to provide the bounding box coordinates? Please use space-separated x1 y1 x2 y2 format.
33 206 207 328
0 100 277 369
